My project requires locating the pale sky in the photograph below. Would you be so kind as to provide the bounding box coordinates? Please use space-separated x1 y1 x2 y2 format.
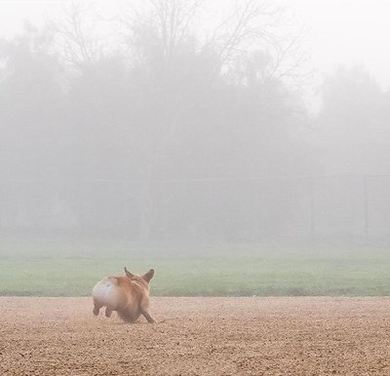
0 0 389 92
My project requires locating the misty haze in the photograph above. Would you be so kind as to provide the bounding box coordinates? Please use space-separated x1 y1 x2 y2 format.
1 1 390 375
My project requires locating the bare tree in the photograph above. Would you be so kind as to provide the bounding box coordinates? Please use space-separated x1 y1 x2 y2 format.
117 0 308 241
121 0 306 84
150 0 203 61
50 1 102 69
119 0 205 240
120 0 203 67
207 0 307 85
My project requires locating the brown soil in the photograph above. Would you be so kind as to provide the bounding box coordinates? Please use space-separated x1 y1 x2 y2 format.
1 297 390 375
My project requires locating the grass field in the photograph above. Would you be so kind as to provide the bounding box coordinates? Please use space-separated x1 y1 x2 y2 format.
1 238 390 296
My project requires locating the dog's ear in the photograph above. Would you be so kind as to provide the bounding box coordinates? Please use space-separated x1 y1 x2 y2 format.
124 267 134 278
142 269 155 283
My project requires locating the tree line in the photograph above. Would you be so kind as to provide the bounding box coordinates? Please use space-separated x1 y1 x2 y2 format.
1 0 389 241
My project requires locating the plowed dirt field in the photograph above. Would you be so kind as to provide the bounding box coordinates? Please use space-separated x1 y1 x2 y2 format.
1 297 390 375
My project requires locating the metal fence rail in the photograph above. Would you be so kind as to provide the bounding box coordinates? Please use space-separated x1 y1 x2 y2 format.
1 174 390 240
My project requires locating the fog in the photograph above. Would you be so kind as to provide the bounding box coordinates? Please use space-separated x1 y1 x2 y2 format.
1 0 390 245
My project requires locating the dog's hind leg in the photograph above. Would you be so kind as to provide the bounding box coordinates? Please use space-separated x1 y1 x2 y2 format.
141 309 156 324
93 300 102 316
105 307 113 318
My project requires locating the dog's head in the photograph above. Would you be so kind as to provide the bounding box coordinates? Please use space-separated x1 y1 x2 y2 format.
124 267 155 284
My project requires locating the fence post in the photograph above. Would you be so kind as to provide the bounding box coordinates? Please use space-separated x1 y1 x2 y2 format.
310 177 315 238
363 175 369 237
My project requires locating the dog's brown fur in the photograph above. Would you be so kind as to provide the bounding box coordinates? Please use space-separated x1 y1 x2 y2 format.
92 268 156 323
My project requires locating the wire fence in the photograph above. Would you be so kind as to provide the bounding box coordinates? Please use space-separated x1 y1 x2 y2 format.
1 174 390 241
